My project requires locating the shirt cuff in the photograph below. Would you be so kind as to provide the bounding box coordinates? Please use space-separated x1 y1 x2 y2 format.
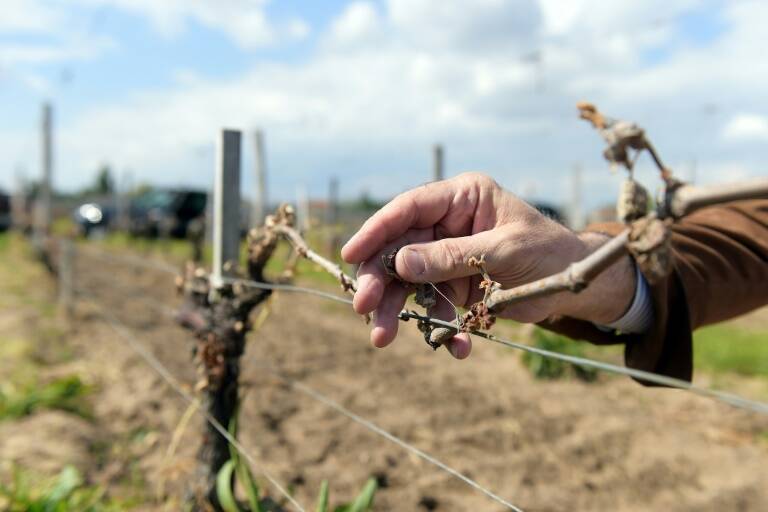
597 264 654 334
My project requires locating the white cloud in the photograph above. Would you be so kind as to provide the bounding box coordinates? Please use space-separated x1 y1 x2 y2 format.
0 0 63 33
388 0 540 51
328 2 382 46
722 114 768 142
4 0 768 207
0 2 116 71
77 0 309 49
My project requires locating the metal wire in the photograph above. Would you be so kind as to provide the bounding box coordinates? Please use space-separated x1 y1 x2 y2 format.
399 311 768 415
77 279 525 510
73 245 768 512
220 277 356 306
261 366 525 512
230 276 768 415
79 295 307 512
77 243 768 415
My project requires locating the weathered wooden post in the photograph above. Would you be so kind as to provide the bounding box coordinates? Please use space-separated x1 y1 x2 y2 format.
251 129 268 227
58 238 74 320
432 143 444 182
212 130 241 288
176 128 278 510
34 103 53 248
32 102 56 274
297 184 310 232
11 168 28 232
115 170 132 231
570 164 585 230
327 176 340 259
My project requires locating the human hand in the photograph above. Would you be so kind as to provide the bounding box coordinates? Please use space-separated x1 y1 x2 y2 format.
342 172 635 359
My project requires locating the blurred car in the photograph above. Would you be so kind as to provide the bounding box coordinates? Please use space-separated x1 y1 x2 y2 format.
73 202 113 237
0 191 11 231
129 188 207 238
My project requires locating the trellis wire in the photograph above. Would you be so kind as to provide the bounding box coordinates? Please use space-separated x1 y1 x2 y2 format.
399 311 768 415
261 366 525 512
77 283 525 511
80 295 307 512
77 244 768 415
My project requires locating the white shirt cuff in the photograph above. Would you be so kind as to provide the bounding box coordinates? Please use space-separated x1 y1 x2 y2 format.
596 264 654 334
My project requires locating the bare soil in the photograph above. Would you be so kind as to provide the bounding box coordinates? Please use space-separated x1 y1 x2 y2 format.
4 249 768 511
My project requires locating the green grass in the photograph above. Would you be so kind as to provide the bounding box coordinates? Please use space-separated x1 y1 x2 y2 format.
0 465 127 511
217 401 377 512
693 323 768 377
521 328 598 382
88 231 195 262
0 375 92 421
515 321 768 381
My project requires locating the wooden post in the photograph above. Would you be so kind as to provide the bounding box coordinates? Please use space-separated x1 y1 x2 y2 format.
204 185 214 243
176 126 279 510
432 144 444 182
115 170 132 231
252 129 268 227
570 164 585 230
297 184 310 232
40 102 53 233
327 177 340 258
212 129 241 288
34 103 53 246
11 168 27 231
58 239 74 320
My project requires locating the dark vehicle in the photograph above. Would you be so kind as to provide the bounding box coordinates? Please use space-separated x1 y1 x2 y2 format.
0 191 10 231
73 202 113 237
129 188 207 238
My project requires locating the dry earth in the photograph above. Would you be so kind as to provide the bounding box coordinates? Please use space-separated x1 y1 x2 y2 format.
3 247 768 511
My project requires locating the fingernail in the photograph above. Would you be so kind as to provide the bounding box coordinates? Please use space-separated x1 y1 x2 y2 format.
404 248 426 276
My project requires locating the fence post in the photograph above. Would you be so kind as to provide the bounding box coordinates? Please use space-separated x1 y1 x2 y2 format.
432 143 444 182
58 239 74 320
570 164 585 230
212 129 241 287
178 128 270 510
34 103 53 249
252 129 268 227
297 184 310 232
327 176 340 258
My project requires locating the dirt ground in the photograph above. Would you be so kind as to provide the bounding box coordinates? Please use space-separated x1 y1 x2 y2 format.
4 247 768 511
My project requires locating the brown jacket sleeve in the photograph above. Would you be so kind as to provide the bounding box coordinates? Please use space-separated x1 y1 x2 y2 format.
540 199 768 385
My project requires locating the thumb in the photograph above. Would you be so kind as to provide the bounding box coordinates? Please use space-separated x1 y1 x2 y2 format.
394 231 496 283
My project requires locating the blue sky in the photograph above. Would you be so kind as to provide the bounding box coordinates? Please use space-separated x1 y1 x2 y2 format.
1 0 766 213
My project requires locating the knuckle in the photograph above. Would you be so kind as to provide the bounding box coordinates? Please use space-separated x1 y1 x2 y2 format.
439 239 465 271
458 171 498 190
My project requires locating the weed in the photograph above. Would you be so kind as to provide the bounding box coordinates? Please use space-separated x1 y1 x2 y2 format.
522 329 598 382
216 406 377 512
0 375 92 421
0 465 123 511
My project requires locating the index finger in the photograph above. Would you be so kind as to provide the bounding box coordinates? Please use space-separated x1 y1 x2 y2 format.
341 180 455 264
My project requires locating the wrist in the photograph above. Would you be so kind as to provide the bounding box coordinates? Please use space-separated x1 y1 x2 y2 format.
553 232 637 324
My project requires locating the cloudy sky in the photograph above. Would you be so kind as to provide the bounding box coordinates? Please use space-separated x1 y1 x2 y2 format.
1 0 766 210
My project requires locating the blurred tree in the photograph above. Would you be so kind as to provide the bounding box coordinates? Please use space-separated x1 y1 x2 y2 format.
347 190 385 213
130 182 153 197
76 164 115 197
94 164 114 195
